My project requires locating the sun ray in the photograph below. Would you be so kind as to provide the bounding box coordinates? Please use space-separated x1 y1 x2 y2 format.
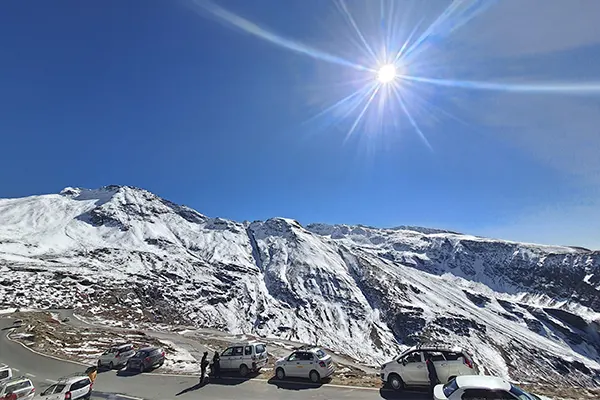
344 84 381 142
334 0 380 64
392 86 433 151
402 75 600 94
189 0 373 72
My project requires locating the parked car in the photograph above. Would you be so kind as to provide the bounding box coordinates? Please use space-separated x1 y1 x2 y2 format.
0 376 35 400
38 374 92 400
381 344 479 391
97 343 135 369
126 347 165 373
0 364 12 385
275 347 335 383
434 375 542 400
219 342 268 377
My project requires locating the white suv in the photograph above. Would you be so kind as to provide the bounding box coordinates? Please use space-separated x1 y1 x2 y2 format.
0 364 12 385
0 376 35 400
381 345 479 391
97 343 135 369
38 374 92 400
219 342 268 377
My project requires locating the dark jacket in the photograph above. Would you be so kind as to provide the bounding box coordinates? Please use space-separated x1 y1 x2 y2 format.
426 358 439 384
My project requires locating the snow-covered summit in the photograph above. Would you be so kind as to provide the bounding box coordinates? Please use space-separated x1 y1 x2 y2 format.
1 186 599 387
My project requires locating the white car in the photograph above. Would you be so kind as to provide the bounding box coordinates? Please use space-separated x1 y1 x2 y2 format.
0 376 35 400
275 348 335 383
434 375 542 400
97 343 135 369
219 342 268 377
0 364 12 385
38 374 92 400
381 345 479 390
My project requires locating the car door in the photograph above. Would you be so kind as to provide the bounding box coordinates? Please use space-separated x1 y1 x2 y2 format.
283 352 300 377
220 347 234 370
401 351 427 384
39 383 66 400
229 346 244 370
428 351 449 383
70 378 91 400
295 352 316 379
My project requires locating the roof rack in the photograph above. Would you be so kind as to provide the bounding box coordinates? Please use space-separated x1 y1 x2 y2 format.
415 343 462 352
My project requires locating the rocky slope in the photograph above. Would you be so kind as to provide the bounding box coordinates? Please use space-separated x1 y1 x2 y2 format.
0 185 599 387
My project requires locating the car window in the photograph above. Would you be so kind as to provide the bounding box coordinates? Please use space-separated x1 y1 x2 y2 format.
133 351 147 358
245 346 252 356
71 378 90 390
462 389 515 399
510 384 538 400
288 352 299 361
403 352 421 363
315 349 327 359
0 370 8 379
54 384 66 394
443 351 463 361
233 347 244 356
221 347 234 357
41 385 57 396
301 352 315 361
443 379 459 397
425 351 446 362
255 344 266 354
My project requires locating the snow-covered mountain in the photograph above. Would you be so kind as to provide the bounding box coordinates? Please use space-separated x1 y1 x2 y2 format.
1 186 599 387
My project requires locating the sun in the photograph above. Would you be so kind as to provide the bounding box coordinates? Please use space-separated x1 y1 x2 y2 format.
377 64 397 84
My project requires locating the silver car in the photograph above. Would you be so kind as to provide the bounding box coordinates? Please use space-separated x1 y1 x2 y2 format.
97 343 135 369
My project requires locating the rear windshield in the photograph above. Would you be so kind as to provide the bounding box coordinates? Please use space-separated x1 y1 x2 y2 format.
315 349 327 359
133 351 148 358
443 378 459 397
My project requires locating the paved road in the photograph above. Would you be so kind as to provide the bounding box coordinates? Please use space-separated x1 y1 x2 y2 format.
0 314 431 400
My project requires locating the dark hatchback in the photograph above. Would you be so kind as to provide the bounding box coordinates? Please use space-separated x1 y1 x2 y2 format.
126 347 165 373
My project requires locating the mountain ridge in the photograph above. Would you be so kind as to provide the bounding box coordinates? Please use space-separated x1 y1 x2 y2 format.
0 185 599 387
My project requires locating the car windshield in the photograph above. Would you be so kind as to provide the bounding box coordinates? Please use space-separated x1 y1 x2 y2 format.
443 378 459 397
510 384 540 400
315 349 327 359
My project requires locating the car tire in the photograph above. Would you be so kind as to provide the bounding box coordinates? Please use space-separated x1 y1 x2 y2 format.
108 362 114 370
275 367 285 380
158 359 164 367
388 373 404 391
239 364 249 377
97 360 102 368
309 370 320 384
139 364 145 374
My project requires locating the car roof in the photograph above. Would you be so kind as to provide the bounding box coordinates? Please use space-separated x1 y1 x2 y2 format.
111 343 133 348
401 345 463 355
138 346 158 351
1 376 32 386
230 341 266 347
455 375 511 391
57 374 90 383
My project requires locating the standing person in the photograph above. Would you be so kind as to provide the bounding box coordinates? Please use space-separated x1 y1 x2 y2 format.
200 351 209 383
212 351 221 379
85 365 98 384
425 353 440 394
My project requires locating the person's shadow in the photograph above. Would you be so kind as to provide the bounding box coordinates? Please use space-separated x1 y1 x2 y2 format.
175 380 207 396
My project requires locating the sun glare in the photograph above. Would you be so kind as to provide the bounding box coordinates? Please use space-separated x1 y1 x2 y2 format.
377 64 396 84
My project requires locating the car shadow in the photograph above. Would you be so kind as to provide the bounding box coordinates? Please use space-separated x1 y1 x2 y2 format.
267 376 328 391
115 368 141 377
203 371 260 386
378 387 432 400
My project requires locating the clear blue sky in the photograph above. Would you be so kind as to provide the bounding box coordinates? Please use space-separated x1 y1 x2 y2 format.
1 0 599 248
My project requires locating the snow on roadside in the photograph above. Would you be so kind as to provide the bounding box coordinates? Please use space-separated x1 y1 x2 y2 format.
158 339 199 374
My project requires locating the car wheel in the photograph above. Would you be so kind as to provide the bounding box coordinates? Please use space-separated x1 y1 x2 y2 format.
239 364 249 377
139 364 145 374
309 370 320 383
108 362 114 370
97 360 102 368
158 359 164 367
276 367 285 380
389 373 404 391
